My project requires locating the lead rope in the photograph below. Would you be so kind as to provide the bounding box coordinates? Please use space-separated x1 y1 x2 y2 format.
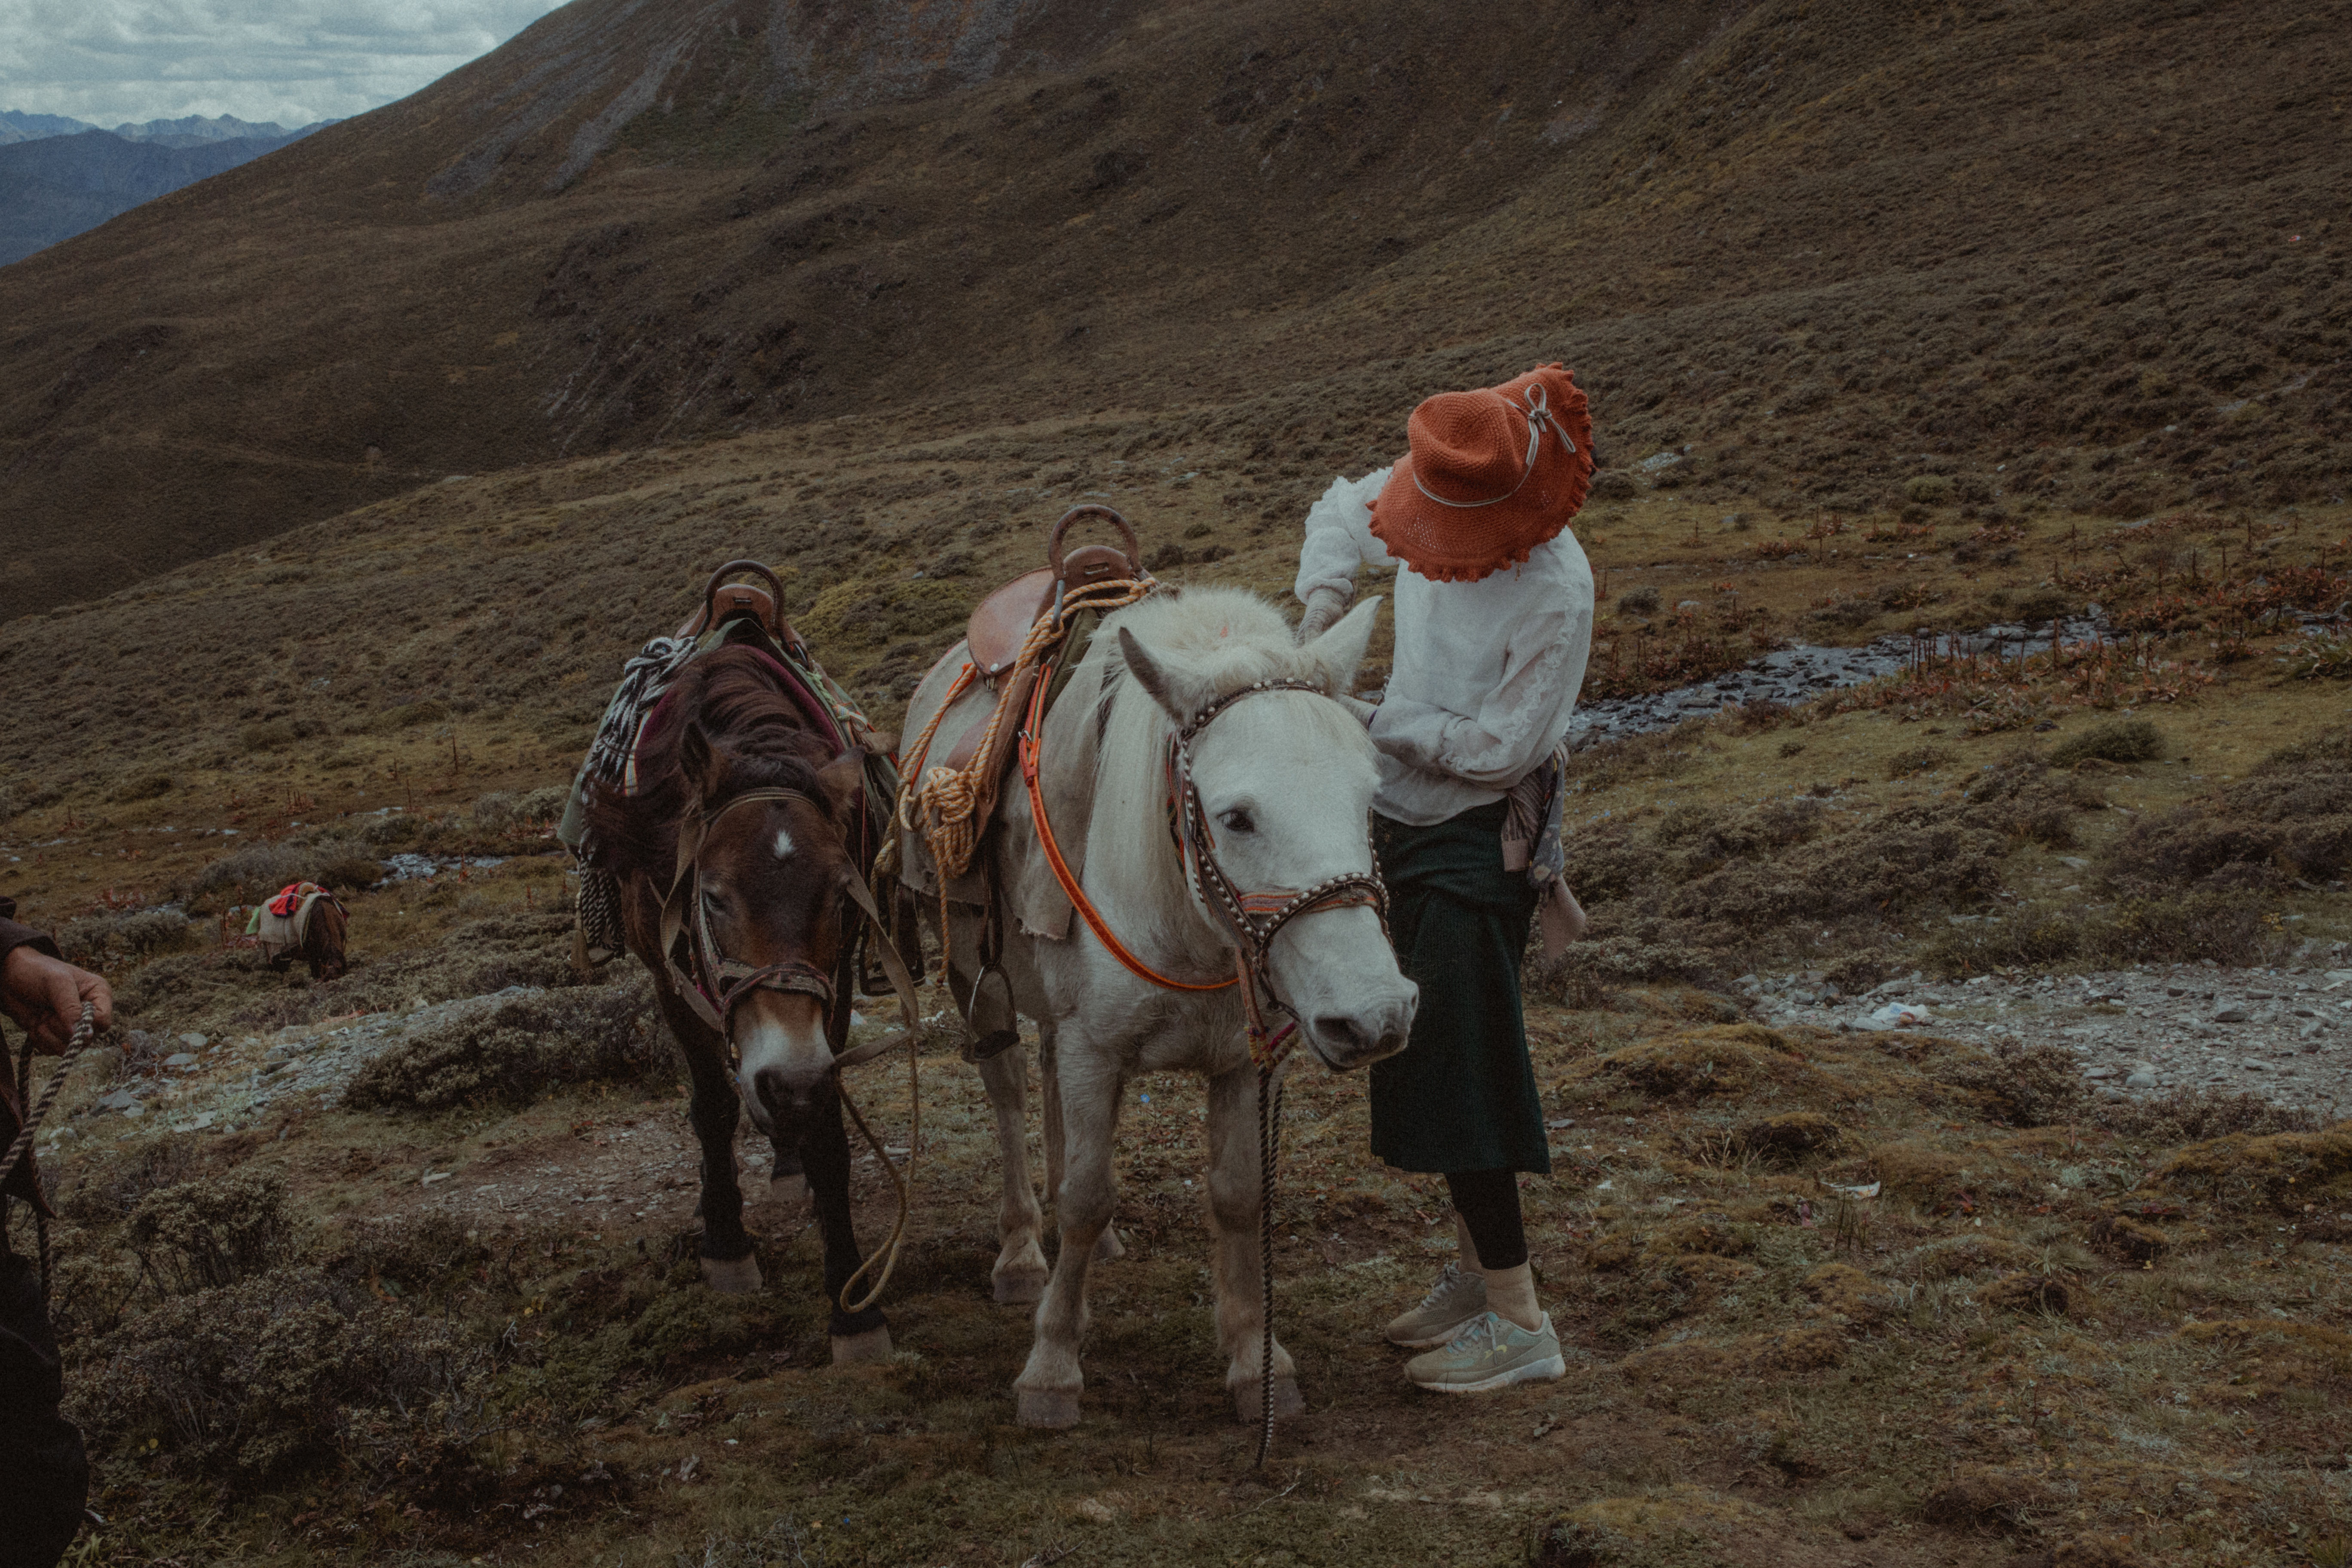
833 1036 918 1314
1255 1059 1283 1468
1240 950 1298 1470
0 1002 98 1296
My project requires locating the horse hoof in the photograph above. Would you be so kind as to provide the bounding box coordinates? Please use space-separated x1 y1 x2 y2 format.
992 1268 1047 1305
1232 1376 1304 1424
1017 1389 1082 1429
1092 1227 1124 1262
700 1253 763 1294
830 1326 893 1365
769 1172 808 1207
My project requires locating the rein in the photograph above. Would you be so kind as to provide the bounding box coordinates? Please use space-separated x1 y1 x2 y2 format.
661 787 841 1041
2 1001 98 1297
1023 665 1390 1468
659 784 930 1316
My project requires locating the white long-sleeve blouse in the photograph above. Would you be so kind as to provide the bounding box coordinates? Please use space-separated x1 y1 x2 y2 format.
1295 468 1595 827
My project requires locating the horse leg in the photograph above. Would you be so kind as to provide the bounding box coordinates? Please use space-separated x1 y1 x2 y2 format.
978 1044 1049 1304
1013 1050 1122 1428
1038 1024 1121 1262
799 1078 891 1363
1207 1061 1302 1424
667 995 760 1293
766 1139 808 1209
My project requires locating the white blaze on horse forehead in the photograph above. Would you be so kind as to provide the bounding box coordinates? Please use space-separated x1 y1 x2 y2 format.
772 827 795 860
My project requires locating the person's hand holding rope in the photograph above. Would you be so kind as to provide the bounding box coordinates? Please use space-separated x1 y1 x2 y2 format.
1 947 110 1057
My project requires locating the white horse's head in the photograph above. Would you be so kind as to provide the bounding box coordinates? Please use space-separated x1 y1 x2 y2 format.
1110 591 1418 1070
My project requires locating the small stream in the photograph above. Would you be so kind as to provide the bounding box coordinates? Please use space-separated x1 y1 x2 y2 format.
1567 616 2110 744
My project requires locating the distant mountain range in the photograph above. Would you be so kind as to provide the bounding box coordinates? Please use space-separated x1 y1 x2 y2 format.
0 110 325 147
0 110 329 266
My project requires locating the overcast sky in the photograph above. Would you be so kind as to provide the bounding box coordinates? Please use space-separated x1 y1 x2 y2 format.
0 0 572 129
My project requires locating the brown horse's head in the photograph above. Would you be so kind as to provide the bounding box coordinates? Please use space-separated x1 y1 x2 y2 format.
589 647 872 1136
677 721 869 1131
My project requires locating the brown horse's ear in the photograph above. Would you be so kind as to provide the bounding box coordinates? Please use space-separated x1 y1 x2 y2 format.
816 748 867 822
680 720 721 797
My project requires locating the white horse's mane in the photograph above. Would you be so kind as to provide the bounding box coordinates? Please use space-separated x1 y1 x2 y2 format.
1073 586 1375 960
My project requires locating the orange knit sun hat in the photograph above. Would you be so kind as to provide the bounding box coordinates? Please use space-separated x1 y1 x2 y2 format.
1369 364 1595 583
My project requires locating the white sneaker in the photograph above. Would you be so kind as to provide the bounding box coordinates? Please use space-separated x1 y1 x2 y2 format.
1404 1311 1566 1393
1385 1261 1488 1348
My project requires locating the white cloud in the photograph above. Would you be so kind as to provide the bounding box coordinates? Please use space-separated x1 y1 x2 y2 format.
0 0 572 128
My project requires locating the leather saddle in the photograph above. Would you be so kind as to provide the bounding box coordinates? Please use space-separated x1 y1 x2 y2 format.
940 507 1141 775
674 560 800 649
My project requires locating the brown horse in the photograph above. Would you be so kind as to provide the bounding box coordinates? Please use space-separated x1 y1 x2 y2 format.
584 644 896 1361
257 885 349 981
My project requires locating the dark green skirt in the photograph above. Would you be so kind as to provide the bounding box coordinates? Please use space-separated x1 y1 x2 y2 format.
1368 801 1550 1175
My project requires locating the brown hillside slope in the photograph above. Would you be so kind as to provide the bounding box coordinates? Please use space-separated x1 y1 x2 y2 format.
1 0 2346 620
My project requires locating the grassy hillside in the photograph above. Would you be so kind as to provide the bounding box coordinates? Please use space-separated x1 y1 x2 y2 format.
0 0 2344 618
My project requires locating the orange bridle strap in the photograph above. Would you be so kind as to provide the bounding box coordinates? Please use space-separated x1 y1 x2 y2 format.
1019 660 1237 994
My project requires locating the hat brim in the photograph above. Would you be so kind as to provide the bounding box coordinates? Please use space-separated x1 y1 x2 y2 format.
1370 423 1594 584
1369 364 1596 583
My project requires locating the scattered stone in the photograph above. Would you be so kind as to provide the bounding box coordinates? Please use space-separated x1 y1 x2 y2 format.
96 1089 140 1112
163 1052 198 1068
2212 1005 2250 1023
178 1032 208 1048
2081 1066 2116 1080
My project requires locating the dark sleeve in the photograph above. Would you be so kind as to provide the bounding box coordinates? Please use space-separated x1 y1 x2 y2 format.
0 1252 89 1568
0 895 62 967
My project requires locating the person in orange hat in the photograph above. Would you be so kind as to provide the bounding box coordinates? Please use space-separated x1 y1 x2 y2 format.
1294 364 1595 1393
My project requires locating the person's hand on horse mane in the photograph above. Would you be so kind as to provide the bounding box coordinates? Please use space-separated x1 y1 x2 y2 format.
1 946 111 1055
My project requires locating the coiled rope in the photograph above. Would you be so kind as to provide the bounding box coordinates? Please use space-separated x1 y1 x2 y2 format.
894 575 1158 980
2 1001 98 1295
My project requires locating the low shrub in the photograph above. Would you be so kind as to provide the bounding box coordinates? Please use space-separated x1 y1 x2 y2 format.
1617 585 1661 615
471 784 569 833
2101 738 2352 891
55 906 193 965
110 772 174 802
126 1170 301 1295
1924 891 2292 974
2049 718 2164 768
2093 1090 2320 1145
1886 744 1954 780
193 837 377 897
1938 1039 2085 1127
343 978 664 1111
67 1265 494 1481
1905 475 1953 505
1531 936 1722 1009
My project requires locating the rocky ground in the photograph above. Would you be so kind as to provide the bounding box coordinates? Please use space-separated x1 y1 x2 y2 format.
1744 958 2352 1119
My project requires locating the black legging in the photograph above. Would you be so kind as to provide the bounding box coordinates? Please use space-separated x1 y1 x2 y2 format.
1446 1169 1528 1271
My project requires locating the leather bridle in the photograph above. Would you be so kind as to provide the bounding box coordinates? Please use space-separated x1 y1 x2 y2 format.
659 786 846 1059
1165 680 1391 1067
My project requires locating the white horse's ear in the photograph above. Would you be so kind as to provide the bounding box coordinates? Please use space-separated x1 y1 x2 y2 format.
1118 626 1214 725
1305 595 1382 692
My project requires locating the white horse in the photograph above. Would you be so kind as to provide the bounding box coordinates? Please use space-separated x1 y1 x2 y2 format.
898 585 1419 1427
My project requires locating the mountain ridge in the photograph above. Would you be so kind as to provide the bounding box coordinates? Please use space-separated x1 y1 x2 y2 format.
0 128 316 267
0 0 2344 621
